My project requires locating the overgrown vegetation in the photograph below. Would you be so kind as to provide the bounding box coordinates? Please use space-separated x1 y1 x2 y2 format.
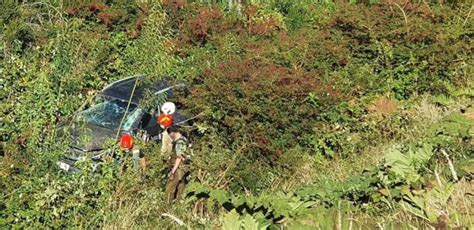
1 0 473 229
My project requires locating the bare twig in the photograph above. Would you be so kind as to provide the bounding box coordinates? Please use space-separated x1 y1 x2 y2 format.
236 0 242 15
463 5 473 27
215 167 229 187
3 41 7 58
422 0 433 16
376 222 384 229
441 149 458 181
434 168 443 187
24 1 64 22
161 213 189 229
461 187 473 227
391 1 409 33
348 215 353 230
336 201 342 230
110 75 142 156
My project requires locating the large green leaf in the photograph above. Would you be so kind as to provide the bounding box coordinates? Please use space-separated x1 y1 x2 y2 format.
242 214 269 230
385 144 434 183
401 182 455 222
221 210 243 230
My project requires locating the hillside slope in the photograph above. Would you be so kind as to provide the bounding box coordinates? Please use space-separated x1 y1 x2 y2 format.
1 1 473 229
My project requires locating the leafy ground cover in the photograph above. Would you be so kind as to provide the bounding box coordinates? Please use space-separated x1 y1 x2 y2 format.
1 1 473 229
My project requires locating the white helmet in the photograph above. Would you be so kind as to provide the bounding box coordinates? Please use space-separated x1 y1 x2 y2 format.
161 102 176 115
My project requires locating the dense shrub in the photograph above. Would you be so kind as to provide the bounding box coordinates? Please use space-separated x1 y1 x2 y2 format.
163 1 474 195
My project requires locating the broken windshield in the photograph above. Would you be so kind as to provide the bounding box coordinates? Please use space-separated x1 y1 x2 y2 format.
77 97 138 130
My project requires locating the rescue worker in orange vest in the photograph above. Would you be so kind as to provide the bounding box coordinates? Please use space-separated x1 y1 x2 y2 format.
165 125 190 203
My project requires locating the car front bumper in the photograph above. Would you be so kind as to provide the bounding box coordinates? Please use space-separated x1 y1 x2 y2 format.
56 158 101 173
56 148 142 173
57 158 79 173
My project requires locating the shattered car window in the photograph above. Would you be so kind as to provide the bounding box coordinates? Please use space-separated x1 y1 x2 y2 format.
77 98 138 130
122 108 143 131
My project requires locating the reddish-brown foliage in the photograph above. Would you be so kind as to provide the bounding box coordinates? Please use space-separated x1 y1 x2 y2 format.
88 3 107 12
162 0 186 10
128 4 149 39
248 18 281 36
66 7 79 16
96 12 121 26
170 4 285 47
244 5 283 36
184 51 345 159
66 3 108 16
176 2 471 164
189 6 223 43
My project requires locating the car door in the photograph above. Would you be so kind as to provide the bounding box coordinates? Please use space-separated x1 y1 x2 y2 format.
139 111 161 138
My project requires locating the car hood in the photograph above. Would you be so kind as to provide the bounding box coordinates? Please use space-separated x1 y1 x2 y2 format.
66 122 117 152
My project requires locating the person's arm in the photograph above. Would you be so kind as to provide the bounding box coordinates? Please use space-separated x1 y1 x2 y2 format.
170 156 183 176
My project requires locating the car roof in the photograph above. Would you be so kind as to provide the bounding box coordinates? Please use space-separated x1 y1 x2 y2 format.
100 75 181 104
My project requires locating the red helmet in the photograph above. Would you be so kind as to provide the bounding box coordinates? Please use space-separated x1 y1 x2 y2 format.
120 133 133 150
158 114 174 128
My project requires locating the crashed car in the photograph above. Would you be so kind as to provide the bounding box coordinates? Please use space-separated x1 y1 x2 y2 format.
56 75 189 172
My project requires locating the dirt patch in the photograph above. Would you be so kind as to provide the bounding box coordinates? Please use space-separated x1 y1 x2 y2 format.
368 96 399 116
463 107 474 121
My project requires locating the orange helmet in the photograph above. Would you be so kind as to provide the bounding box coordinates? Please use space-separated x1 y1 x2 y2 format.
120 133 133 150
158 114 174 128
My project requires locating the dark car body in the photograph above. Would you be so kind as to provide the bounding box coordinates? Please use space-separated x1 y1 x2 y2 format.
56 75 187 172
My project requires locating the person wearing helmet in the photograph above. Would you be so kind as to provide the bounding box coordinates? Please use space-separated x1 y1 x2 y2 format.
160 128 173 156
158 102 176 156
119 133 147 176
165 125 190 203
